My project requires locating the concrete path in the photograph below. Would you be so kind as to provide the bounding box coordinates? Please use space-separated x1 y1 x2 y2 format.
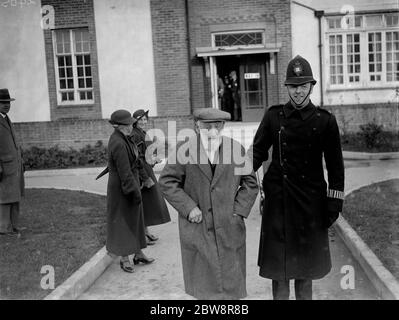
25 159 399 300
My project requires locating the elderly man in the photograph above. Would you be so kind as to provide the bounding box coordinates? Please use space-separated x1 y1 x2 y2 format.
159 108 258 300
0 88 25 236
251 55 345 300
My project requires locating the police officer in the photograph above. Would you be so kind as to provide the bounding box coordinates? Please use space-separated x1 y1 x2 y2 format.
251 55 345 300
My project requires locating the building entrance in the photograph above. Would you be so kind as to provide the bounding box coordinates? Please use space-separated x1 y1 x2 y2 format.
215 54 267 122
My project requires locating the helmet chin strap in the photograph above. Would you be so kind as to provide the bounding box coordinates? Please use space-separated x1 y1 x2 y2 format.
289 85 312 109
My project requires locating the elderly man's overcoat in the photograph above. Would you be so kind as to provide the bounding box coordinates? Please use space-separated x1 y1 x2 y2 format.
159 135 258 299
0 115 24 204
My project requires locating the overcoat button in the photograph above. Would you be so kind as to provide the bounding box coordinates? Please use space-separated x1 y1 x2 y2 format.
281 126 285 130
283 175 287 179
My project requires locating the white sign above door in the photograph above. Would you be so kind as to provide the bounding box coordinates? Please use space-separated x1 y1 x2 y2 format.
244 73 260 79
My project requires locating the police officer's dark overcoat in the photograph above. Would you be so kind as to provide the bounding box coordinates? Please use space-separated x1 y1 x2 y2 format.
252 101 345 280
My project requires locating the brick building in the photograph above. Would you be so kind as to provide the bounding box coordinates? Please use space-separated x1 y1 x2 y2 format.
0 0 398 149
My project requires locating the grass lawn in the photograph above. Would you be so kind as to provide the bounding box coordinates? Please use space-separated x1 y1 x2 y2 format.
0 188 106 300
342 179 399 280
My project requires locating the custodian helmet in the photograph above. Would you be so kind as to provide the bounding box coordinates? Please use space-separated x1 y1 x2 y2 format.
284 55 317 86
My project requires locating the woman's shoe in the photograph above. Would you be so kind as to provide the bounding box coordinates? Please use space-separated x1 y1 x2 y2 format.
146 238 156 246
133 254 155 265
120 260 135 273
146 233 159 242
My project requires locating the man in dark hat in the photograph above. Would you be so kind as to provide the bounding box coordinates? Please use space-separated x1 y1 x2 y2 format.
0 89 25 236
159 108 258 299
250 55 345 299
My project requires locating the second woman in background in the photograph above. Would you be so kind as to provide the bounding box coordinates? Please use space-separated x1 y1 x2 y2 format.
130 109 171 244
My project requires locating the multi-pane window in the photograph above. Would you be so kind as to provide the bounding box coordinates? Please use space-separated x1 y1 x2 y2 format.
329 35 344 84
53 28 93 104
386 31 399 81
326 13 399 86
347 34 361 82
368 32 382 81
214 32 263 47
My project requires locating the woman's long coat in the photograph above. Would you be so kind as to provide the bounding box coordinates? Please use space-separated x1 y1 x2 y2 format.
0 115 24 204
130 127 170 226
251 102 345 280
106 130 146 256
159 135 258 299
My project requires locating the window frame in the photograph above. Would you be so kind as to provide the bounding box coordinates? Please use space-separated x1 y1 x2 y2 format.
52 28 94 106
325 13 399 90
211 30 265 49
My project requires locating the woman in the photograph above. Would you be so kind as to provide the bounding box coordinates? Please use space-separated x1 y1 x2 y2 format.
130 109 171 243
106 109 154 273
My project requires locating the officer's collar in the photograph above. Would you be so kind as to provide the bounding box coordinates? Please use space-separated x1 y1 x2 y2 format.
283 101 315 120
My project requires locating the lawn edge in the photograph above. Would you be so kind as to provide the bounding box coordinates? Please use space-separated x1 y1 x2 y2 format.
334 184 399 300
44 246 115 300
342 151 399 160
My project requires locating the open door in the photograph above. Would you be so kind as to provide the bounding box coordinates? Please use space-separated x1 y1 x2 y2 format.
239 55 267 122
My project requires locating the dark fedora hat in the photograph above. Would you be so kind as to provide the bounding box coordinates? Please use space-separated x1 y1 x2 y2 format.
133 109 149 120
109 109 136 126
0 88 15 102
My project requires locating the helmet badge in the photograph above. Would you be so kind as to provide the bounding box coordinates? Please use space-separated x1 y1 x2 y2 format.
293 60 303 76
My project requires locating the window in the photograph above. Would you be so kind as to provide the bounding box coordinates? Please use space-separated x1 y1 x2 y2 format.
329 35 344 84
368 32 383 81
386 31 399 81
327 16 362 30
386 13 399 27
326 13 399 87
214 32 263 47
365 15 383 28
53 28 93 104
347 34 361 82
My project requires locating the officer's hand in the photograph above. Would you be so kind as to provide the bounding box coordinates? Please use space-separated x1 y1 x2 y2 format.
143 177 155 189
188 207 202 224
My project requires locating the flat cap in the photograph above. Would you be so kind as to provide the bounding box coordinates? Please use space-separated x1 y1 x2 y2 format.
109 109 136 125
193 108 231 122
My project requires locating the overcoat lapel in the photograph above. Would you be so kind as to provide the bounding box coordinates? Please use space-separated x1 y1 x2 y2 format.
211 136 228 186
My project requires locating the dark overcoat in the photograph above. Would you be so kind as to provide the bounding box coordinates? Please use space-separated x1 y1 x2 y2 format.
130 127 171 226
159 135 258 299
106 129 146 256
251 101 345 280
0 115 24 204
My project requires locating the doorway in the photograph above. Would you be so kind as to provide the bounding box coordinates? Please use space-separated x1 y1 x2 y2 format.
215 56 241 121
214 54 267 122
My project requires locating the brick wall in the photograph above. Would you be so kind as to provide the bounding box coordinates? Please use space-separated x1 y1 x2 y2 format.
42 0 102 120
150 0 191 116
188 0 292 110
14 116 194 150
326 103 399 134
150 0 292 117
